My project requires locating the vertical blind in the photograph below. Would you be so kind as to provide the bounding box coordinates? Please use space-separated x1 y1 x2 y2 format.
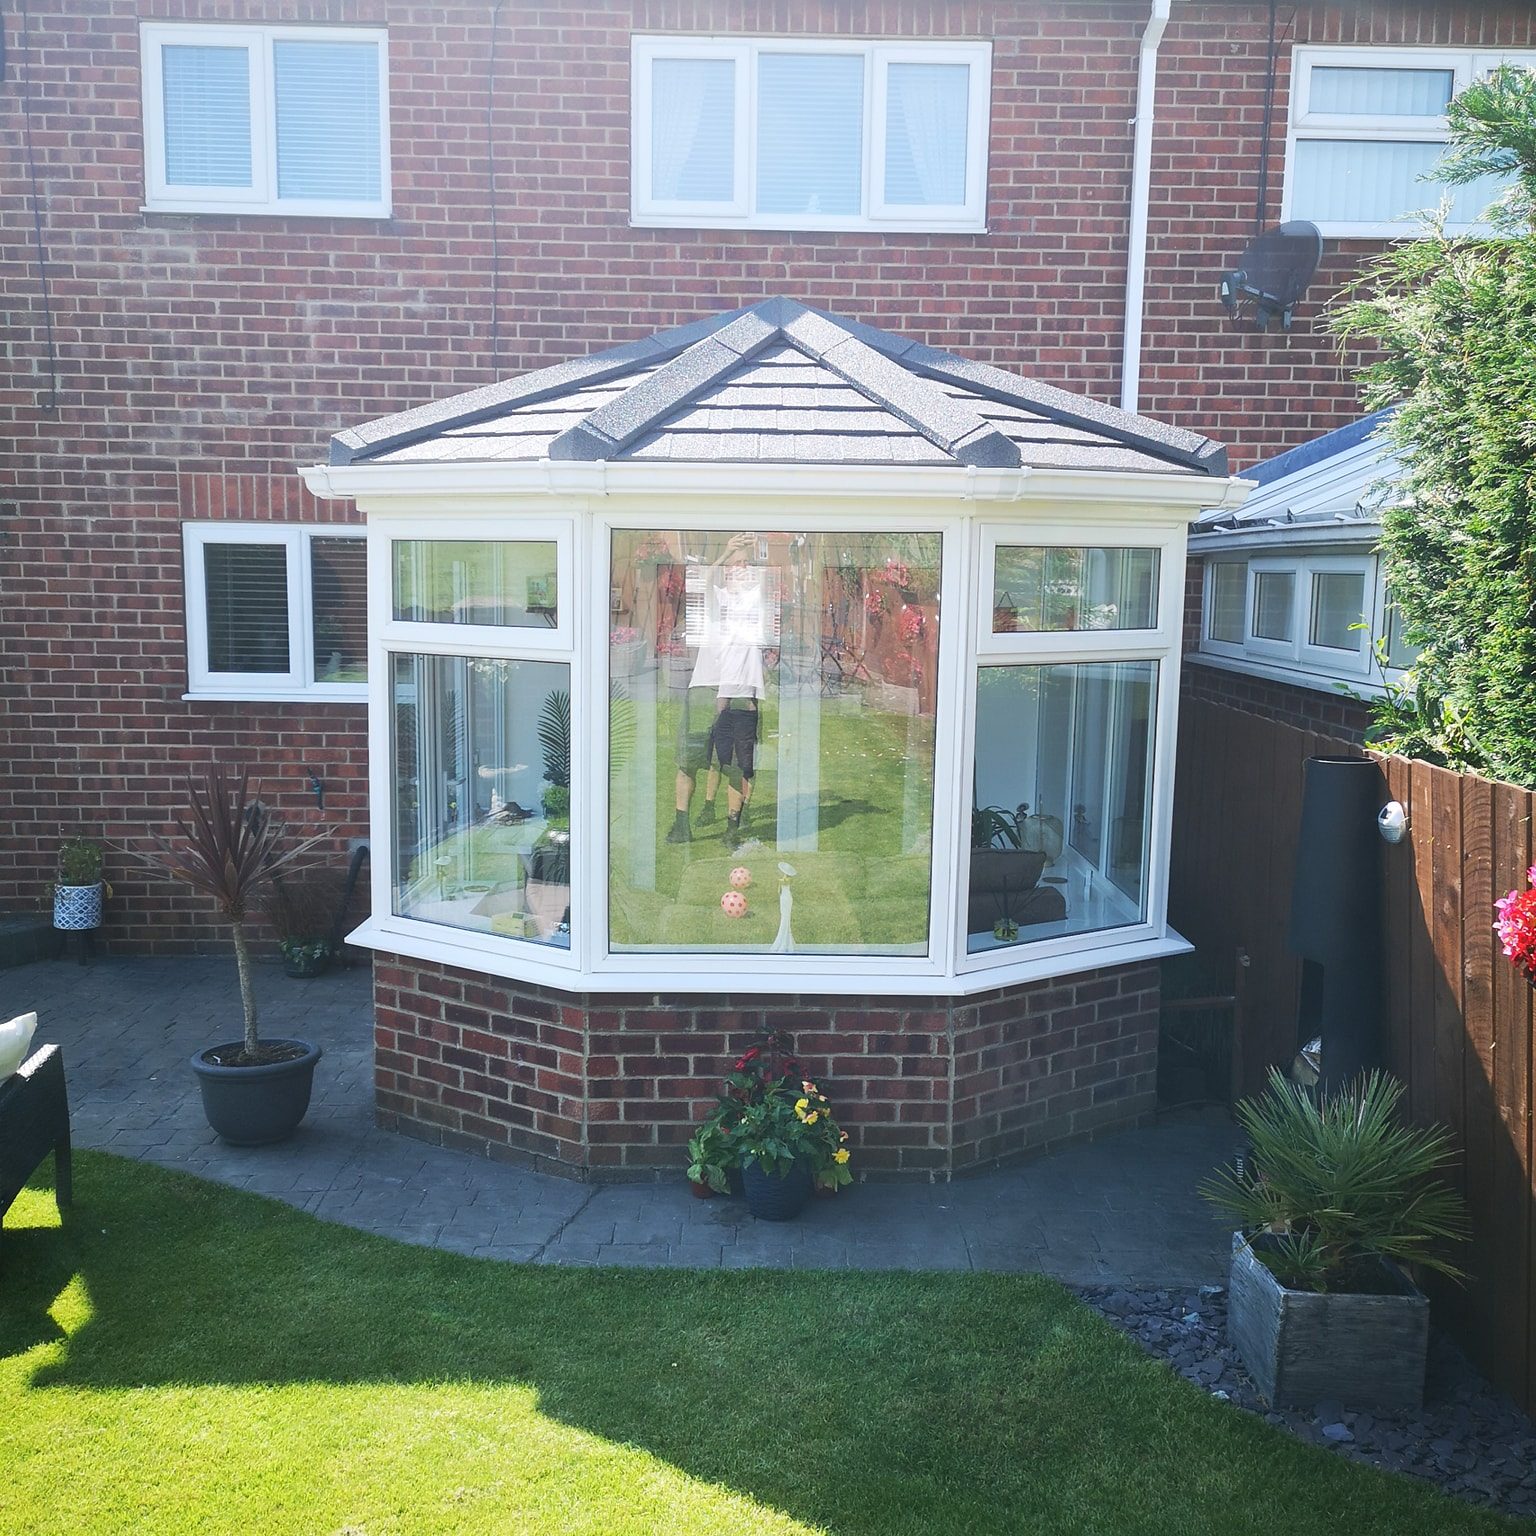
1309 66 1454 117
756 53 864 216
1292 138 1495 225
650 57 736 202
205 543 290 674
884 62 969 206
162 44 253 187
274 39 382 201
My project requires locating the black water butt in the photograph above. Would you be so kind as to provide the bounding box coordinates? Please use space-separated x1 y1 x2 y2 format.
1288 756 1384 1089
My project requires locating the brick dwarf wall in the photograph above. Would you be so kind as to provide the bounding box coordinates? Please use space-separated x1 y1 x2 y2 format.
5 1 1531 947
373 955 1161 1180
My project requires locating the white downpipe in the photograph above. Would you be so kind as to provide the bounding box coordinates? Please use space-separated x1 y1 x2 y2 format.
1120 0 1172 416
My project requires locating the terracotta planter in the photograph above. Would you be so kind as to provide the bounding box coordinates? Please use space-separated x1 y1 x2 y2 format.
688 1177 717 1199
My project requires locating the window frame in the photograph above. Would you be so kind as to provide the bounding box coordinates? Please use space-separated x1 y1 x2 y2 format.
1283 45 1536 239
629 35 991 234
182 522 368 702
140 21 392 219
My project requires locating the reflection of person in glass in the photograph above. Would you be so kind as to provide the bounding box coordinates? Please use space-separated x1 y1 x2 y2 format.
667 534 769 849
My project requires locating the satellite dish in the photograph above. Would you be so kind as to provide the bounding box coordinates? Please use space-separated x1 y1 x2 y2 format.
1219 221 1323 332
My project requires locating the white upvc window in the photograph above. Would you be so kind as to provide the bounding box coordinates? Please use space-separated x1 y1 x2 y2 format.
1197 550 1394 692
141 23 391 217
630 36 991 233
1285 46 1536 238
183 523 367 700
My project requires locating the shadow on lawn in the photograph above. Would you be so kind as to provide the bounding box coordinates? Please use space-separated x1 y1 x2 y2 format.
1 1154 1512 1536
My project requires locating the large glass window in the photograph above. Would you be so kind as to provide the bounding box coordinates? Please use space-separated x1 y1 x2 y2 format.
969 663 1156 953
1251 570 1295 642
607 530 941 956
992 545 1158 633
392 654 572 948
1309 569 1366 651
1207 561 1247 644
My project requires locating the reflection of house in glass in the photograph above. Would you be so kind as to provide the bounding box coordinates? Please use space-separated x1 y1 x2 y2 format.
304 299 1248 1179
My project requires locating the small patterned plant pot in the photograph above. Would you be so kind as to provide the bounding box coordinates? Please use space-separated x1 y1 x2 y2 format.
53 882 103 932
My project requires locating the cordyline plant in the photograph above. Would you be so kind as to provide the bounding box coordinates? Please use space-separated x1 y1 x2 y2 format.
1201 1069 1468 1295
128 768 332 1064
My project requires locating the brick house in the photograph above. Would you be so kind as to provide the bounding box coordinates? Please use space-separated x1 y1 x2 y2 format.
4 1 1530 1176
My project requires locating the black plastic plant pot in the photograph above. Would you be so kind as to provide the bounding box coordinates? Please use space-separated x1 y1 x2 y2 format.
190 1039 322 1146
741 1158 813 1221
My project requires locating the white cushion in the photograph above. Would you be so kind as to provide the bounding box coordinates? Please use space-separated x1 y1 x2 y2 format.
0 1012 38 1081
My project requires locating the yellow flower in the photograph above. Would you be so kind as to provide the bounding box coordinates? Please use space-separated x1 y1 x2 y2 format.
834 1148 850 1164
795 1097 809 1115
805 1111 819 1125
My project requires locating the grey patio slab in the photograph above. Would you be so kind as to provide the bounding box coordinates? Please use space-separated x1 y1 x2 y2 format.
5 956 1235 1282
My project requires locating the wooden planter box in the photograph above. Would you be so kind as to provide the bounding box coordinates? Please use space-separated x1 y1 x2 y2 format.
1228 1232 1429 1409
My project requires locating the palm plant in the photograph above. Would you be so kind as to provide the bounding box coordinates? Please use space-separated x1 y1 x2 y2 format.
131 768 331 1064
1202 1069 1469 1294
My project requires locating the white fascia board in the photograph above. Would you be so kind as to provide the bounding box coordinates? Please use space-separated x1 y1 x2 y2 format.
302 459 1252 518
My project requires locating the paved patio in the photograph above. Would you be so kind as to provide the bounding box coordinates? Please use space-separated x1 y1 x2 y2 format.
2 955 1237 1282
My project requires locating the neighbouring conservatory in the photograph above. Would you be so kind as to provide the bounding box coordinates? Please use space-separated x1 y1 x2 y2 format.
304 299 1248 1178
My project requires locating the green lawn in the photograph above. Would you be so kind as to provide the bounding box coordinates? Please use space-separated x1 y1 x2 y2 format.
1 1153 1516 1536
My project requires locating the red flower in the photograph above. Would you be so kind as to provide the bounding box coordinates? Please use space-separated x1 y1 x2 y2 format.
1496 864 1536 983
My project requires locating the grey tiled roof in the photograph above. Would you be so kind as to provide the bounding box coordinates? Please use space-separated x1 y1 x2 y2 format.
330 297 1227 477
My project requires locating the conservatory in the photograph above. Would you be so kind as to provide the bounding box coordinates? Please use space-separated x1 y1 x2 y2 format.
303 299 1248 1177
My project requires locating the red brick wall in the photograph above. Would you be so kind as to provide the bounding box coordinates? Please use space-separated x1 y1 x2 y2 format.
3 1 1529 944
373 954 1161 1179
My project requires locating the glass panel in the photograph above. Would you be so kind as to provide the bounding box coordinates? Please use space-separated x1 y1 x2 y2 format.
1309 66 1454 117
1386 592 1420 670
392 653 572 947
608 530 940 956
993 546 1159 633
310 537 368 683
273 39 382 201
969 662 1156 952
162 44 252 187
1309 570 1366 652
756 53 864 216
884 62 969 206
1208 561 1246 643
1292 138 1503 225
203 543 289 673
1251 571 1295 642
392 541 559 627
650 57 736 202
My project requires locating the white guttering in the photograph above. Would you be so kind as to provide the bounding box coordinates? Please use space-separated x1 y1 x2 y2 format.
1120 0 1172 415
302 458 1252 515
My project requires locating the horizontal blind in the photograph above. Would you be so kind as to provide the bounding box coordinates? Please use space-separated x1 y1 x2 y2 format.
1308 66 1454 117
884 61 969 207
756 52 864 216
1292 138 1497 224
1309 571 1366 652
273 39 382 201
162 44 253 188
204 543 290 673
650 57 736 202
310 537 368 683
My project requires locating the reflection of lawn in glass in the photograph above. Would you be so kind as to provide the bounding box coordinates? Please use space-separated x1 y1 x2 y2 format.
610 693 934 952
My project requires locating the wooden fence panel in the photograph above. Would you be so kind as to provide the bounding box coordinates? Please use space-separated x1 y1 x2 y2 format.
1169 696 1536 1415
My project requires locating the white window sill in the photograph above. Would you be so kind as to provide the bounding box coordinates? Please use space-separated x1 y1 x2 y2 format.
142 202 391 220
349 915 1190 998
628 214 988 236
1188 649 1389 700
183 690 367 705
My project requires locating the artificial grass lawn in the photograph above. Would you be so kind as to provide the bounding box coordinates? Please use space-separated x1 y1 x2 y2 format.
2 1154 1516 1536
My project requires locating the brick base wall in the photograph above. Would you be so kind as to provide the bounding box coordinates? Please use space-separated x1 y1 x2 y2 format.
373 954 1161 1181
1183 661 1371 742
